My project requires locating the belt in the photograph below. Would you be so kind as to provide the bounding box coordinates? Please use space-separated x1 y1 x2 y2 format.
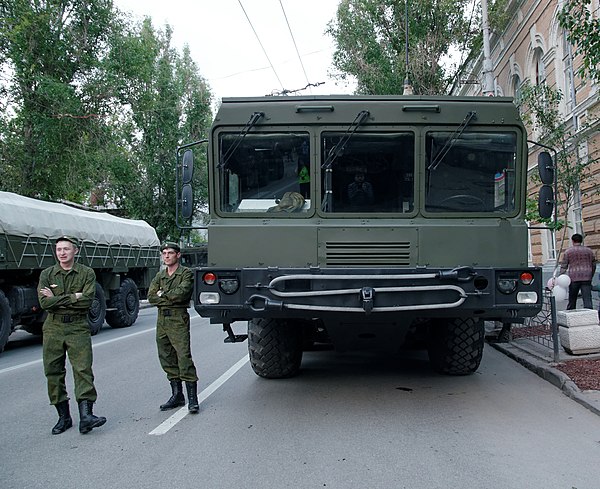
50 313 87 323
159 308 186 317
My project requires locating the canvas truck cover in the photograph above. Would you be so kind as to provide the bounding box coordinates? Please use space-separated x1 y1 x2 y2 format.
0 191 159 247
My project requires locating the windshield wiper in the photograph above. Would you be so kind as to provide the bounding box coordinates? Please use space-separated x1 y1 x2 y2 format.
427 111 477 171
321 110 370 212
218 111 264 171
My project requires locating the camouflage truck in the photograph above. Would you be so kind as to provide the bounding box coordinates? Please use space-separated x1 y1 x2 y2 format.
177 95 554 378
0 191 161 352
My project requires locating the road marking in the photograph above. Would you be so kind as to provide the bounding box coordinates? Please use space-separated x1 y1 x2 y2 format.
0 315 206 375
149 355 249 436
0 327 156 375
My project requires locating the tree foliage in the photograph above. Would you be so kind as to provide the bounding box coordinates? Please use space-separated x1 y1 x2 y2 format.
0 0 115 201
558 0 600 85
0 1 213 241
518 82 598 243
327 0 480 95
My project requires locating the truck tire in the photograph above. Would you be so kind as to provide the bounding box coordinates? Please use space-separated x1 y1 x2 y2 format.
427 317 484 375
0 290 11 353
106 278 139 328
87 283 106 336
248 318 303 379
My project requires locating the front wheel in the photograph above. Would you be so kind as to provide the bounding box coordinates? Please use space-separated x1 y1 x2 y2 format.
427 317 484 375
248 318 303 379
87 283 106 336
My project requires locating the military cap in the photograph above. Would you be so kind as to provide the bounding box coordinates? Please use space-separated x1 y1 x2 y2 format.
160 241 181 252
55 235 79 247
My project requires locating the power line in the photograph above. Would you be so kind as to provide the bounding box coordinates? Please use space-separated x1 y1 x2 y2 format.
278 0 311 89
238 0 285 91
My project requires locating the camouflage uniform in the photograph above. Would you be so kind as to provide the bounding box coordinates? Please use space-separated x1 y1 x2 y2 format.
148 265 197 382
38 262 97 405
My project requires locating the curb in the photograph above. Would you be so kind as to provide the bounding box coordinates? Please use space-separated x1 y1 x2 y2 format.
490 342 600 417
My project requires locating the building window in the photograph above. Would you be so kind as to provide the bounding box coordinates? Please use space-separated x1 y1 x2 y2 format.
512 74 522 103
562 31 575 111
534 48 546 86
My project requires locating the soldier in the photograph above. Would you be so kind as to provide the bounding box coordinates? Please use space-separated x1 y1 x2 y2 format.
149 242 199 413
38 236 106 435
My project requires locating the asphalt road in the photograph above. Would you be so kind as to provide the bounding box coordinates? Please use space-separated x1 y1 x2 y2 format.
1 308 600 489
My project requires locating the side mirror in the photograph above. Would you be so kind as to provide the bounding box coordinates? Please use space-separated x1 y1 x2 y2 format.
181 184 194 219
538 151 554 185
538 184 554 219
182 150 194 184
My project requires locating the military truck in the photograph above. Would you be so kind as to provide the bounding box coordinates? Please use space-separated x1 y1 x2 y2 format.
0 191 161 352
177 95 553 378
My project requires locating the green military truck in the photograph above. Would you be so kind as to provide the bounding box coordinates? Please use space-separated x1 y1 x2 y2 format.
177 95 552 378
0 191 161 352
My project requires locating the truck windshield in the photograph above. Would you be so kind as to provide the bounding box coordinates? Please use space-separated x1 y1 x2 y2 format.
321 132 415 213
425 131 517 213
218 132 310 213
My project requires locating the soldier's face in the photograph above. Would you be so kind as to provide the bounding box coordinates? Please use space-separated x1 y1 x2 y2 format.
161 249 180 266
56 241 77 266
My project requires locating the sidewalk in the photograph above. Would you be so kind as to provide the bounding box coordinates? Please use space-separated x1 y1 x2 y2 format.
489 337 600 416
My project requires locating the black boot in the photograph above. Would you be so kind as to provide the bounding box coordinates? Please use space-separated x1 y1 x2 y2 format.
78 400 106 434
51 400 73 435
186 381 199 414
160 380 185 411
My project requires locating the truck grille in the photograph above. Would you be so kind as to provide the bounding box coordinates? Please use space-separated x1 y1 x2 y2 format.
325 241 412 266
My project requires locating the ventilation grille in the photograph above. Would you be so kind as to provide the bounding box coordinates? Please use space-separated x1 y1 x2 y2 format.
325 241 412 266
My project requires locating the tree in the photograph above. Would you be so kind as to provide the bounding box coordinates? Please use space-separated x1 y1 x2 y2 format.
0 2 213 242
105 19 212 241
558 0 600 85
326 0 481 95
0 0 116 201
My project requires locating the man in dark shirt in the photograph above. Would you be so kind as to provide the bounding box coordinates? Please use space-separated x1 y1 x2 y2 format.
38 236 106 435
560 233 597 310
149 242 199 413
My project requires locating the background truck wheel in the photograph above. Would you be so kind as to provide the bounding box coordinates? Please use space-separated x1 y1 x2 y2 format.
248 318 303 379
106 278 139 328
87 282 106 336
0 290 11 353
427 317 484 375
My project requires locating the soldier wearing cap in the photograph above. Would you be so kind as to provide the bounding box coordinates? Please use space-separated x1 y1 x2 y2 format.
38 236 106 435
148 242 199 413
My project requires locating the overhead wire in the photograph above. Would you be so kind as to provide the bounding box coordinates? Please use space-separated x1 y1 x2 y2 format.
237 0 285 91
278 0 311 89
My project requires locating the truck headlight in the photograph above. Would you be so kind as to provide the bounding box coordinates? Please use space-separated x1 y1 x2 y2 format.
199 292 220 304
497 279 517 294
517 292 538 304
219 278 240 295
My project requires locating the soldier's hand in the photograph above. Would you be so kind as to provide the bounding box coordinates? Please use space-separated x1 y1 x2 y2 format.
40 287 54 297
157 290 164 297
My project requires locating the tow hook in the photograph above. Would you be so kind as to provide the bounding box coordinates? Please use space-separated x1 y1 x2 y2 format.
246 294 284 312
437 266 475 282
361 287 374 314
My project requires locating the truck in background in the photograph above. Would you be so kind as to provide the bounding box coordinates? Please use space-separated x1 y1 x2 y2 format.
177 95 553 378
0 191 160 353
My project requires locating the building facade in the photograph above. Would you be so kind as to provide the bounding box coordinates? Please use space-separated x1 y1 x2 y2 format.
458 0 600 272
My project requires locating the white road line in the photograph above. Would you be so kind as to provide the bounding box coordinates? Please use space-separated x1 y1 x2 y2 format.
149 355 250 436
0 325 155 375
0 314 206 375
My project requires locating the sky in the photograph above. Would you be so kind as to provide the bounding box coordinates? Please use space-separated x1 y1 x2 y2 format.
113 0 356 105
